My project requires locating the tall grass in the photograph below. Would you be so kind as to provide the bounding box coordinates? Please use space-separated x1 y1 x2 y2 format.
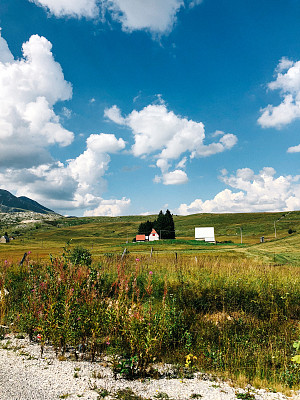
0 252 300 388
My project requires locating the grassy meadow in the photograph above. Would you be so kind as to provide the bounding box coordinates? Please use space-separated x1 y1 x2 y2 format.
0 210 300 392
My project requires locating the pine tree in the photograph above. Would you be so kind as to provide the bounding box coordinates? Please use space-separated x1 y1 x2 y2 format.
164 209 175 239
154 210 166 238
137 210 176 239
138 220 154 236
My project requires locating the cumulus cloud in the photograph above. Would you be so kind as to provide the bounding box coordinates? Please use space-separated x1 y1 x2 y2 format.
103 0 183 34
0 133 128 216
0 30 129 216
175 167 300 214
84 197 131 217
105 102 237 185
29 0 99 18
29 0 202 34
160 169 188 185
287 144 300 153
258 57 300 128
0 31 73 168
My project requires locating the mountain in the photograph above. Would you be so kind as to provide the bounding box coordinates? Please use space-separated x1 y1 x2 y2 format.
0 189 55 214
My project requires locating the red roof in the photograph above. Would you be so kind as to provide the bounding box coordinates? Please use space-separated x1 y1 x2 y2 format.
136 234 146 241
150 229 158 235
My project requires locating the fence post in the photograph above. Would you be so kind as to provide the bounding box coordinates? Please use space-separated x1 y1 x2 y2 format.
121 248 127 260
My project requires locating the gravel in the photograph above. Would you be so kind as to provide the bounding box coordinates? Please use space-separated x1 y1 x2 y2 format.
0 335 299 400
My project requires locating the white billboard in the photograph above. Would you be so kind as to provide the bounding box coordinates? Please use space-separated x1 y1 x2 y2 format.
195 227 215 243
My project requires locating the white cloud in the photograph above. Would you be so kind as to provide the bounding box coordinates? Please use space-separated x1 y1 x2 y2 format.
29 0 99 18
287 144 300 153
29 0 202 34
0 31 73 168
161 169 188 185
68 133 125 194
104 104 125 124
84 197 131 217
105 102 237 185
175 168 300 214
258 58 300 128
103 0 183 34
0 133 128 216
0 29 14 63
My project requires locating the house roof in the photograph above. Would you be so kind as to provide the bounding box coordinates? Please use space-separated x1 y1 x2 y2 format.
136 234 146 241
150 229 158 235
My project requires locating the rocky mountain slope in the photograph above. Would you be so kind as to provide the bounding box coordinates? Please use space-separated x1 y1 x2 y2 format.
0 189 54 214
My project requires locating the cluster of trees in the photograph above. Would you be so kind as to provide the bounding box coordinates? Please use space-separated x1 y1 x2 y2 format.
138 209 175 239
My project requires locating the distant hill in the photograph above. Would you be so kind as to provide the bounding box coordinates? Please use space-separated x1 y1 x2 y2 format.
0 189 54 214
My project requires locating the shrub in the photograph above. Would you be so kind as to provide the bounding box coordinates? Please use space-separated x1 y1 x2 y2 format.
69 246 92 266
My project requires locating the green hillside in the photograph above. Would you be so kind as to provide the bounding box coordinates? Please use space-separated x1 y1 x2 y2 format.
1 210 300 264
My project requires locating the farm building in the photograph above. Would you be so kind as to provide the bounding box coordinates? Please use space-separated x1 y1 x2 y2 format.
136 234 147 242
149 229 159 241
195 227 215 243
0 234 9 244
135 229 160 242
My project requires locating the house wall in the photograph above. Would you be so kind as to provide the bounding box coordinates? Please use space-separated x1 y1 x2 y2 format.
195 227 215 242
149 232 159 241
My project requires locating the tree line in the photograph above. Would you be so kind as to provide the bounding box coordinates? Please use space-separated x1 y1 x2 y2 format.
138 209 175 239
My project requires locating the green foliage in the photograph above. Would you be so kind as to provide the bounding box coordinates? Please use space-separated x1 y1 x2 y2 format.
1 252 300 388
113 388 144 400
235 392 255 400
137 210 175 239
138 220 154 236
69 246 92 266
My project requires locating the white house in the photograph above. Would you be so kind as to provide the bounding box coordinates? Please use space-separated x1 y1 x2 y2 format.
148 229 159 241
195 227 215 243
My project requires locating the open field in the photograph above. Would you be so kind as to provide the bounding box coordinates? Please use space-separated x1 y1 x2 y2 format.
1 211 300 392
1 210 300 264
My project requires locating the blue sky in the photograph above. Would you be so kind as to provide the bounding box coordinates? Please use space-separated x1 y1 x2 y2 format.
0 0 300 216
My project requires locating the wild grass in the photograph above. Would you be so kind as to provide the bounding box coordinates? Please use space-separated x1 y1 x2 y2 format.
0 251 300 389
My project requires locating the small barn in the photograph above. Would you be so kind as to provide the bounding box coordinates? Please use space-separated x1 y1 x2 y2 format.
0 234 9 244
149 229 159 241
195 227 215 243
136 234 147 242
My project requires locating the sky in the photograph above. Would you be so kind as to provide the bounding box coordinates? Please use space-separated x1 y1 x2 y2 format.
0 0 300 217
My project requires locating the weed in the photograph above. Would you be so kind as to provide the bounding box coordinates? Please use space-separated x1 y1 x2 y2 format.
154 392 169 399
91 370 103 379
113 388 144 400
235 392 255 400
96 388 110 398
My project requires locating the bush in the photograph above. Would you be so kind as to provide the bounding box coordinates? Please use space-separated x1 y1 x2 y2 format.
69 246 92 266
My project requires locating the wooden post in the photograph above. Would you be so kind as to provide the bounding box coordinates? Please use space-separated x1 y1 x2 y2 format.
19 252 27 266
121 248 127 260
150 247 153 258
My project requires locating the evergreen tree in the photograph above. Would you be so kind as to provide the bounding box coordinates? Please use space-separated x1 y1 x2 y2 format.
154 210 165 238
137 210 176 239
138 220 154 236
164 209 175 239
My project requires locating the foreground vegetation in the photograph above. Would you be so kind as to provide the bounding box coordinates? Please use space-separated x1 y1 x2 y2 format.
1 249 300 391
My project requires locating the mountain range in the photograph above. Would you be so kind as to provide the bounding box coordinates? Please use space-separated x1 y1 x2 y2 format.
0 189 54 214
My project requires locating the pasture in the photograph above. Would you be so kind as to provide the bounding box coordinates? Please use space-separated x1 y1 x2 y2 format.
0 210 300 392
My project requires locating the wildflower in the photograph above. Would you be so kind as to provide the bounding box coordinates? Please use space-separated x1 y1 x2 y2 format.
36 334 42 341
28 251 32 255
149 271 153 275
135 258 140 262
